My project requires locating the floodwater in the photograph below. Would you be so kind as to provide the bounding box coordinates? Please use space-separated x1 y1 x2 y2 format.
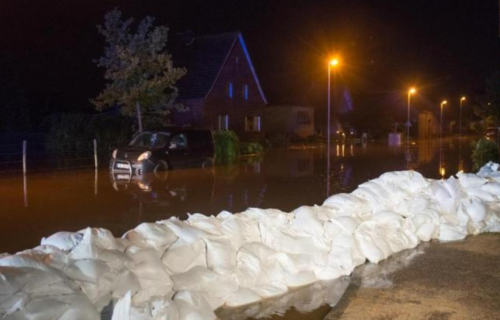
0 137 479 319
0 138 473 254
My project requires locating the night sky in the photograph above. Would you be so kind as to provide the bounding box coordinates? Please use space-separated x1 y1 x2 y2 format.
1 0 500 120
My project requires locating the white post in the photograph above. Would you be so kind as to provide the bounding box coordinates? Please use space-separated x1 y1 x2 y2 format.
22 140 27 174
93 139 98 169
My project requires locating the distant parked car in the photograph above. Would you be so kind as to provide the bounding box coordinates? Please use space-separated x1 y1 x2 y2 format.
110 127 214 176
485 127 499 140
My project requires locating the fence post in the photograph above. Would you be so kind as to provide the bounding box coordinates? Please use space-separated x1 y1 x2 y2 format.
22 140 28 207
93 139 98 169
22 140 27 174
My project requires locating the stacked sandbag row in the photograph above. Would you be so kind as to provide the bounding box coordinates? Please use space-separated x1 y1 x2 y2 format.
1 163 499 320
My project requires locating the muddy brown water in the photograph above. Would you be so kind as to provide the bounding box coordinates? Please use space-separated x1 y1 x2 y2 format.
0 138 477 319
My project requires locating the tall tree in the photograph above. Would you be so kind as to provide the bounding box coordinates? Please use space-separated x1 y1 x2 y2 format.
92 8 186 131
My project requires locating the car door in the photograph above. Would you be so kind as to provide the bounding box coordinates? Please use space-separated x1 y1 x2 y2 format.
167 133 190 169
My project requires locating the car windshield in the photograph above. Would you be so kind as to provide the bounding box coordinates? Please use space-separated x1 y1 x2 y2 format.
129 132 170 148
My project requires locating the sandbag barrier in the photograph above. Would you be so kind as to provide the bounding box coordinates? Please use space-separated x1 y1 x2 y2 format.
1 162 500 320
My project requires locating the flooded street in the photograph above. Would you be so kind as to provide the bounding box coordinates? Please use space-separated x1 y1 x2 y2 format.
0 138 473 254
2 137 499 320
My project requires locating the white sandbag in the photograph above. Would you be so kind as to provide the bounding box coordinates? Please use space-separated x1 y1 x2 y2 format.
159 218 208 244
111 270 142 299
285 270 317 287
464 199 488 223
260 224 329 255
127 247 173 296
125 223 178 249
58 294 99 320
240 208 289 227
205 277 239 299
41 232 83 251
220 216 260 249
224 288 261 307
111 291 131 320
438 224 467 242
187 216 222 236
151 297 179 320
162 238 207 274
253 282 288 298
204 237 235 274
69 228 117 260
172 266 219 291
481 182 500 198
197 292 225 311
64 259 109 284
457 172 487 189
290 206 324 235
174 290 217 320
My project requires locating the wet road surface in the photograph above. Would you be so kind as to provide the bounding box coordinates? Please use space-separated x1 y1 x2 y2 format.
326 234 500 320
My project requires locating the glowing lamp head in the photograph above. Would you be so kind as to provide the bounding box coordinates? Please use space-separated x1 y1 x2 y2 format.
329 59 339 67
461 97 466 101
409 88 416 95
441 100 447 106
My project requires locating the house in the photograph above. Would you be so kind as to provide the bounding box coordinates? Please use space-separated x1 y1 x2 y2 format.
264 105 315 139
418 111 440 138
172 32 268 139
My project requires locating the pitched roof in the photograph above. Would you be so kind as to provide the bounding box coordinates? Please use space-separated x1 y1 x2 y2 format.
172 32 267 103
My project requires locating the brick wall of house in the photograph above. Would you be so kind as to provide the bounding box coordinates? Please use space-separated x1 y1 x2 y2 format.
203 37 267 139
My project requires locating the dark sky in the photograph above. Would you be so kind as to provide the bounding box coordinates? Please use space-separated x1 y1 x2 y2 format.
1 0 500 118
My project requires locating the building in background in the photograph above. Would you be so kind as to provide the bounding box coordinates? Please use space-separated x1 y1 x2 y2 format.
418 111 440 138
172 32 267 140
264 106 315 139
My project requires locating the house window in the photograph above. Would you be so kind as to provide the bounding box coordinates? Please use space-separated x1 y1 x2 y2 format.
227 82 233 99
242 85 249 100
235 57 239 64
245 116 261 132
218 114 229 131
297 111 311 124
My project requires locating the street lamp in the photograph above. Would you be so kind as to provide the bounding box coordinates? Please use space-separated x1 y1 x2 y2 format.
460 97 466 137
440 100 447 139
327 58 339 197
407 87 416 146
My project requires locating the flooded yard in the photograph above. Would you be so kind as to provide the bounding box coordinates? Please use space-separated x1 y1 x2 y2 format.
0 138 473 254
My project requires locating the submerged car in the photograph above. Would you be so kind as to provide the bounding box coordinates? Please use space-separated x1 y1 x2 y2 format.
110 127 214 176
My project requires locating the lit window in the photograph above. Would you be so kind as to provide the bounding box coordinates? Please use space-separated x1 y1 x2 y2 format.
297 111 311 124
227 82 233 99
235 57 239 64
245 116 261 132
218 114 229 131
242 85 249 100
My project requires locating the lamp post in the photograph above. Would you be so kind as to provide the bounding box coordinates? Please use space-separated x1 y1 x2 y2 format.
459 97 466 137
327 58 339 197
440 100 447 139
407 88 416 145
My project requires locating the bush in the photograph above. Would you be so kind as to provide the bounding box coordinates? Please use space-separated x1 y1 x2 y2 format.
472 138 499 170
213 130 240 164
240 142 264 156
41 113 135 163
268 132 291 148
86 114 134 162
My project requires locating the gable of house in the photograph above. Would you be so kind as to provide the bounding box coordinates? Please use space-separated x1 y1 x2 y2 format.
172 32 267 135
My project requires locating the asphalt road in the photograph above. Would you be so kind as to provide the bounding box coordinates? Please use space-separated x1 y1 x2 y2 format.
326 234 500 320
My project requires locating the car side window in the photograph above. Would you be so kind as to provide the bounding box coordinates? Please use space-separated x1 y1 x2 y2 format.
169 133 188 150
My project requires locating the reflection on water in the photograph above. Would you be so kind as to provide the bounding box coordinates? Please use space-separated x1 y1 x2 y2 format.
0 138 474 254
